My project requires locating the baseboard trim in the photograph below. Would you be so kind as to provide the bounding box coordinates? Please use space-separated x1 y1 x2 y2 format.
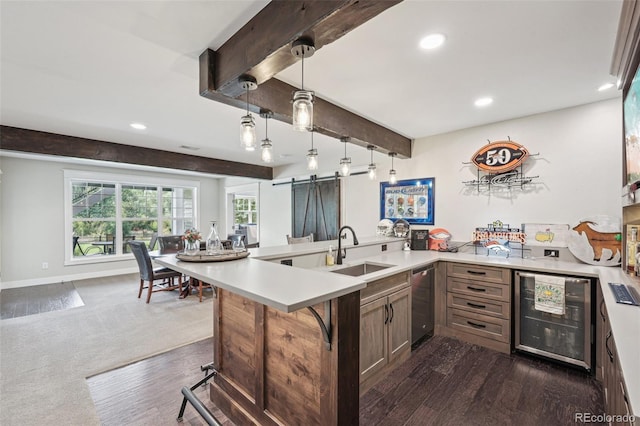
0 267 139 290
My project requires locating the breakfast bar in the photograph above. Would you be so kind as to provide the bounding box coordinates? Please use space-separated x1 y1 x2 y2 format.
155 237 640 426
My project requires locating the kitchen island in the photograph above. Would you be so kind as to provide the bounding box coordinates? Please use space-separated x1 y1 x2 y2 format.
156 237 639 425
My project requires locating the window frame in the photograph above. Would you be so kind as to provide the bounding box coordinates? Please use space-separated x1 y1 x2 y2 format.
64 169 199 265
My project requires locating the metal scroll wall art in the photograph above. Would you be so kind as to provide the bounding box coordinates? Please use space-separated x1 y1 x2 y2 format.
463 138 540 192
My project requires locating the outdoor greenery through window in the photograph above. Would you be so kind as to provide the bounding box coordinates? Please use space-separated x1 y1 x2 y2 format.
234 196 257 225
67 173 198 259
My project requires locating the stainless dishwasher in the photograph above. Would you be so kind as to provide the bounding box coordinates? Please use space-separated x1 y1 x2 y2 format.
411 265 435 346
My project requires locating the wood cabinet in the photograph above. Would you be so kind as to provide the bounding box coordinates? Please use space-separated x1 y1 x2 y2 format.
359 271 411 394
442 262 511 353
598 287 635 425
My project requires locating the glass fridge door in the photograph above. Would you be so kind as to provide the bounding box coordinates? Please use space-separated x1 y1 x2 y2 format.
515 272 591 370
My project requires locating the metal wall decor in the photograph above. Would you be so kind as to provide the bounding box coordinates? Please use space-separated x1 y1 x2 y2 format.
463 137 540 191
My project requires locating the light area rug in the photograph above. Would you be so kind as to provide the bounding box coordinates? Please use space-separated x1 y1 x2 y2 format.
0 274 213 426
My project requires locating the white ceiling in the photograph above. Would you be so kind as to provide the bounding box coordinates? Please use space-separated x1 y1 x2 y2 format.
0 0 623 179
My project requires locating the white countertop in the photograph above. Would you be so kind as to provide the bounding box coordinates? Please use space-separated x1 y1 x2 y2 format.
154 254 367 313
156 242 640 413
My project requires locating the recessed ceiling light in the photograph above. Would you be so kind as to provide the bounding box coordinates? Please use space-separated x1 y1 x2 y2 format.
129 122 147 130
419 33 445 50
598 82 615 92
474 97 493 107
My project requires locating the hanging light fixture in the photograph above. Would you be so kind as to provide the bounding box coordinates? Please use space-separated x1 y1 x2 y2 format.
307 129 318 170
339 137 351 176
239 75 257 151
388 152 397 184
291 37 315 132
367 145 377 180
260 111 274 163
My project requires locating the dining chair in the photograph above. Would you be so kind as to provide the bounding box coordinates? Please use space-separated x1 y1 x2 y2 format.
148 232 158 251
158 235 184 254
286 233 314 244
129 240 183 303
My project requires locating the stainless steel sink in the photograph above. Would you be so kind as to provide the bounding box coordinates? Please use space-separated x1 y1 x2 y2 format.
330 262 393 277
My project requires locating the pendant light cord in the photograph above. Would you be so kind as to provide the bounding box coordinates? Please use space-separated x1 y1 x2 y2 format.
311 130 314 148
246 85 249 114
301 54 305 91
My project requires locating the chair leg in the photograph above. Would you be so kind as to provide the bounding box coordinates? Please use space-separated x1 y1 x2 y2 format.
146 280 153 303
199 281 204 302
138 279 144 298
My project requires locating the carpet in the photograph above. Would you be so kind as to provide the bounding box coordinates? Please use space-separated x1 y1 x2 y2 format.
0 274 214 426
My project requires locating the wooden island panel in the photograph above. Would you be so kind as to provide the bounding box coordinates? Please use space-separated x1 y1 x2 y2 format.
211 288 360 426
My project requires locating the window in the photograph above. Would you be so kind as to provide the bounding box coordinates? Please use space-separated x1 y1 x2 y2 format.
65 170 199 263
233 196 257 225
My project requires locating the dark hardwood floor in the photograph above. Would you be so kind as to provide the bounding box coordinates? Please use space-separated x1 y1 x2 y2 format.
88 335 604 426
87 338 232 426
360 335 604 426
0 281 84 319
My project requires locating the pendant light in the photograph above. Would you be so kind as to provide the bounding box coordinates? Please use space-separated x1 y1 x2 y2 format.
239 75 257 151
291 37 315 132
339 137 351 176
367 145 377 180
260 111 274 163
388 152 398 184
307 129 318 171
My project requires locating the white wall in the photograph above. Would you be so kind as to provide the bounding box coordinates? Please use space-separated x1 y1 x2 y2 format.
407 99 622 240
256 99 622 246
0 156 222 288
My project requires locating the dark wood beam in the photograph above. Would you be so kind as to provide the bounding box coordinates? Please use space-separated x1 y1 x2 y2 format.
200 49 412 158
214 0 401 98
0 126 273 180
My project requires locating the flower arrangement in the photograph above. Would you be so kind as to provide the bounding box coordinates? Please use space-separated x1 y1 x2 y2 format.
182 228 201 243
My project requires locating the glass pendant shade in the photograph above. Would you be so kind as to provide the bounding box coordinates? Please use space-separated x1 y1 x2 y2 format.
292 90 313 131
368 163 377 180
389 169 397 184
261 138 273 163
240 114 256 151
307 148 318 170
339 157 351 176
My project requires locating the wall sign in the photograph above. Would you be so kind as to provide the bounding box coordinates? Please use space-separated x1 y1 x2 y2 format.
472 220 527 258
380 177 434 225
463 138 540 191
471 140 529 173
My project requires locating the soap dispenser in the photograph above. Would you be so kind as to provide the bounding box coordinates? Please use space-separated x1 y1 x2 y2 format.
326 245 335 266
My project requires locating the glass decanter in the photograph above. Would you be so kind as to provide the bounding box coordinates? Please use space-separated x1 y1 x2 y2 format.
206 221 222 255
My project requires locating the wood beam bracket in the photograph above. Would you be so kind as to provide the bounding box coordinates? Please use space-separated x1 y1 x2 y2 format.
307 300 332 351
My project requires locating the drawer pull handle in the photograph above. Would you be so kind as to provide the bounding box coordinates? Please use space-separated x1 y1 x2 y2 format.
467 302 486 309
384 304 389 325
467 320 486 329
389 303 394 323
605 330 613 363
467 270 486 275
599 298 606 322
467 286 486 292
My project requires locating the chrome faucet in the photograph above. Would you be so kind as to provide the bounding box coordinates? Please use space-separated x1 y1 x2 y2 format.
336 226 359 265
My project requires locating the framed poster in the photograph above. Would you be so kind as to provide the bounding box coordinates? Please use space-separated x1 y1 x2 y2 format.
380 178 434 225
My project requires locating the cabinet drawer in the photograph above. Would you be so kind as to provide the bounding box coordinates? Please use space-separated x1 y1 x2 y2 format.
447 308 510 343
447 277 510 301
447 263 510 284
361 271 410 305
447 292 510 319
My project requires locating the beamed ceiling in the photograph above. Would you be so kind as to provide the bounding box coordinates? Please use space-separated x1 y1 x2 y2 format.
0 1 623 180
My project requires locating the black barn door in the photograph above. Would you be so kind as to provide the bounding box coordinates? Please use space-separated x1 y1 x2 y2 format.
291 177 340 241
